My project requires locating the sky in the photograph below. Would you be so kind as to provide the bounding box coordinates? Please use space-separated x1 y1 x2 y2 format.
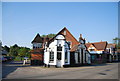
2 2 118 48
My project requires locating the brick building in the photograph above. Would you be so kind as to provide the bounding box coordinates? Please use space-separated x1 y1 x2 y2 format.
30 33 50 65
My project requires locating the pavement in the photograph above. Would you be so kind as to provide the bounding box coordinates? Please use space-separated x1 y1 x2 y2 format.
2 61 119 79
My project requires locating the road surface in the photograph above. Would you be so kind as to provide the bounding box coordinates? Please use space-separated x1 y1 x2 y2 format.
2 61 119 79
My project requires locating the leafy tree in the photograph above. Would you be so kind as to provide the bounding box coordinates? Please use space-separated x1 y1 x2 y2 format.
113 37 120 49
18 47 30 58
9 44 19 56
6 44 31 59
13 44 19 48
41 33 56 38
3 45 10 52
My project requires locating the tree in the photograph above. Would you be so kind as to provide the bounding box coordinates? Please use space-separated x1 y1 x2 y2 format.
113 37 120 49
41 33 56 38
13 44 19 48
18 47 30 58
6 44 31 59
9 44 19 57
3 45 10 52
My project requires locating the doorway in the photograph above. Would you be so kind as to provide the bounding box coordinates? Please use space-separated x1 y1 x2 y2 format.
57 52 62 67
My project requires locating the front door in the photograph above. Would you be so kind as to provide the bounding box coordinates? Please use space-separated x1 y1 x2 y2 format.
81 49 83 65
57 52 62 67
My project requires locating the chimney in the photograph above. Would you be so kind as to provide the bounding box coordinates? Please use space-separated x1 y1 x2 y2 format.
79 34 83 40
80 34 82 38
84 38 86 44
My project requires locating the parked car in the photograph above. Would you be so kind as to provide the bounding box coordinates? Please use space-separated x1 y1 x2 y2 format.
4 56 12 60
2 56 7 62
4 56 15 61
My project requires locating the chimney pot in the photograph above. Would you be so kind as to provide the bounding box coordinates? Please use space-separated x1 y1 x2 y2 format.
80 34 82 38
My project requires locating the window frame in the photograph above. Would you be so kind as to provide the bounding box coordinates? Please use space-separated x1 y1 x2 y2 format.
49 51 54 63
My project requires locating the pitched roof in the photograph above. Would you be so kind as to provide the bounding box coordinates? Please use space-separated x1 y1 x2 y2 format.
70 44 79 52
86 41 108 50
85 43 92 49
47 27 79 48
31 33 43 43
107 43 116 48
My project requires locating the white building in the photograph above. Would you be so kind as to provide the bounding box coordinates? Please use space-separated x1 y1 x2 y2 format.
106 44 118 62
70 34 91 65
44 34 70 67
44 28 91 67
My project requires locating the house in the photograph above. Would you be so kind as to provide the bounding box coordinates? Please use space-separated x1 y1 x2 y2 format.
30 33 50 65
70 34 91 66
85 41 108 64
106 43 118 62
44 34 70 67
117 49 120 61
44 27 91 67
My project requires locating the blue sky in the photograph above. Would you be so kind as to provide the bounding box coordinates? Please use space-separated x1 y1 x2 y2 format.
2 2 118 48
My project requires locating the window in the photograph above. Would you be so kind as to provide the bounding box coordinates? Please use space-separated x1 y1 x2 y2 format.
67 41 72 48
33 43 42 49
49 51 54 63
57 52 62 60
46 48 47 52
38 43 42 48
65 51 68 63
89 49 94 51
78 52 80 63
33 44 37 49
57 44 62 51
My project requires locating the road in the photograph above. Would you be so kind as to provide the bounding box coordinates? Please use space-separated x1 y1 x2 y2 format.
2 61 119 79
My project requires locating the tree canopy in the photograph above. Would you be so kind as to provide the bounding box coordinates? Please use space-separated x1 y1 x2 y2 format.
41 33 56 38
113 37 120 49
8 44 31 58
3 45 10 52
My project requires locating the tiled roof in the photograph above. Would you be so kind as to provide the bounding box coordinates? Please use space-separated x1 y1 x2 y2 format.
107 44 116 48
32 33 51 44
70 44 79 52
31 33 43 43
47 27 79 48
86 41 108 50
85 43 92 49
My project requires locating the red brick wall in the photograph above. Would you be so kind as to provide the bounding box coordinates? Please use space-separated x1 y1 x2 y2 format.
31 54 43 60
60 29 79 48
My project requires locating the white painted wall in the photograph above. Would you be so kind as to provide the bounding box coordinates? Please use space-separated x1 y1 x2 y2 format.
89 51 103 54
44 35 70 67
74 43 91 64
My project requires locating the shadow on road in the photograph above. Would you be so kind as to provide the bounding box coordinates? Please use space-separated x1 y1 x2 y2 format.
64 61 120 68
2 61 30 78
